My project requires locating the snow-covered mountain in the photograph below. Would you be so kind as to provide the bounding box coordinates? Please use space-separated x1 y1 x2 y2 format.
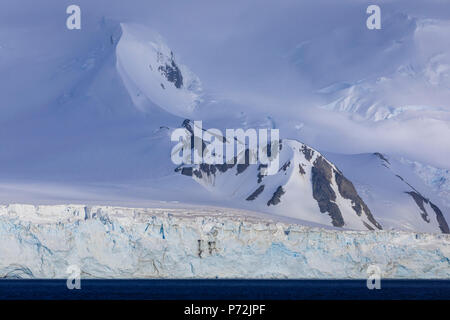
398 158 450 209
316 19 450 122
174 120 382 231
172 119 448 233
0 7 448 236
117 23 203 117
326 152 449 234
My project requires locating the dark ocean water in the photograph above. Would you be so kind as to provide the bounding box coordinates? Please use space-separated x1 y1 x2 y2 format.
0 279 449 300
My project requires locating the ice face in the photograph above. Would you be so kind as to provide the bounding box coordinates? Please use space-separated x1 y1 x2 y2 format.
0 204 449 279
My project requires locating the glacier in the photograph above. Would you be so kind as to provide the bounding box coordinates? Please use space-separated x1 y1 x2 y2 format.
0 204 449 279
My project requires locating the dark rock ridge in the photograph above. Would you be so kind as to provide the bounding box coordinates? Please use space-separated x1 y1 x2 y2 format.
310 156 382 229
176 120 258 179
373 152 390 165
246 185 265 201
395 173 449 234
279 161 291 172
267 186 285 206
299 164 306 175
179 166 203 179
311 156 345 227
179 161 237 180
181 120 206 160
301 145 314 161
257 164 267 183
406 191 431 223
335 171 382 230
406 191 450 234
430 203 450 234
236 149 251 175
180 167 192 176
175 124 382 231
158 51 183 89
362 222 375 231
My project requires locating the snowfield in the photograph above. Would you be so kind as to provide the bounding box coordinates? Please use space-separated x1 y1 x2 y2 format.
0 204 449 279
116 23 203 117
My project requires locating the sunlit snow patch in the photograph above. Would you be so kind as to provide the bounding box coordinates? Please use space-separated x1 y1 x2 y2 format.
116 23 202 117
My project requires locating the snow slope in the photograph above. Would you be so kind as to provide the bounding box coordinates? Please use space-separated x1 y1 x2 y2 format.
174 121 449 233
175 121 382 231
116 23 202 117
399 158 450 209
326 152 449 234
316 19 450 122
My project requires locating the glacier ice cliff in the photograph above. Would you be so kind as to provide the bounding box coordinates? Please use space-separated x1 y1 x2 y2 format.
0 204 449 279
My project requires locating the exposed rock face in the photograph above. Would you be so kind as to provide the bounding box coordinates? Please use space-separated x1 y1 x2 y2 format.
430 203 450 234
279 161 291 172
407 191 431 223
181 119 193 133
267 186 285 206
117 24 203 116
158 52 183 88
327 152 450 234
246 185 265 201
406 191 450 234
395 173 449 234
335 171 382 230
181 167 193 177
301 145 314 161
207 163 236 174
311 157 344 227
373 152 390 164
181 119 207 157
174 122 383 231
257 164 267 183
236 149 251 175
299 164 306 175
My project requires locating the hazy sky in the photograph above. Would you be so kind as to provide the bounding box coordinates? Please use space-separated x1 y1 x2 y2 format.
1 0 450 169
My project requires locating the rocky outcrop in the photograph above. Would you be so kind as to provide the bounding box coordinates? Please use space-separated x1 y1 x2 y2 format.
373 152 390 165
430 203 450 234
406 191 450 234
174 124 383 231
236 149 251 175
246 185 265 201
311 157 345 227
157 52 183 89
335 171 382 230
267 186 285 206
406 191 431 223
299 164 306 175
301 145 314 161
279 161 290 172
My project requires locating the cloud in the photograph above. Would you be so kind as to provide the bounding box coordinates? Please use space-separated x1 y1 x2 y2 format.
1 0 449 171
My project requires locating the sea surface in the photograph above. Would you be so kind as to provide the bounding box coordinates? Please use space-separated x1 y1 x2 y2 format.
0 279 449 300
